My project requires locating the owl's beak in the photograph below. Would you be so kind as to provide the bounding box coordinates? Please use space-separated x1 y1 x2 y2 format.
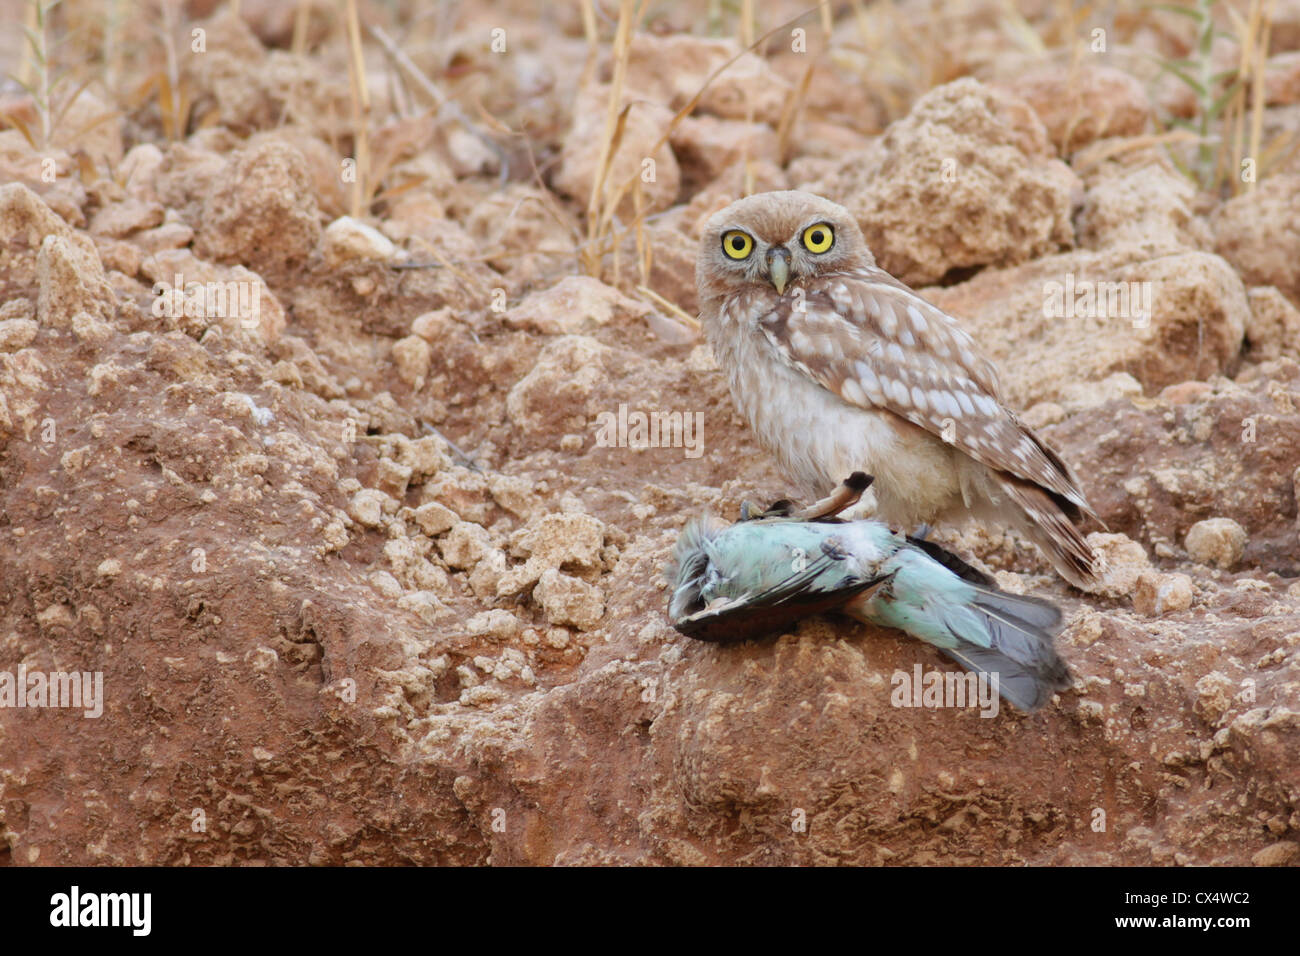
767 248 790 295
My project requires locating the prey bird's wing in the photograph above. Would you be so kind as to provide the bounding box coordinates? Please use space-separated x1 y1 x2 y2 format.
756 270 1094 518
903 534 996 587
672 547 889 644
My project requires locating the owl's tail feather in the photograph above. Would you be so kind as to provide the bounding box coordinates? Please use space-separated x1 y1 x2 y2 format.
999 478 1102 591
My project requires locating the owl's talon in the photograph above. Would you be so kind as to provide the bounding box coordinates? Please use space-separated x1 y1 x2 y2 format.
740 498 796 521
843 471 873 493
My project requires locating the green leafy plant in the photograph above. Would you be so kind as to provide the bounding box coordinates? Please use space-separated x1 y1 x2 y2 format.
1145 0 1295 195
4 0 76 150
3 0 119 164
1148 0 1242 189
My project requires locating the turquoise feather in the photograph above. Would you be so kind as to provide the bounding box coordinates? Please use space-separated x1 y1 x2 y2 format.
668 515 1071 711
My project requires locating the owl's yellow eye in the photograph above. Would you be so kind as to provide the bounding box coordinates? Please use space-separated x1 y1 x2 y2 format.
802 223 834 254
721 230 754 260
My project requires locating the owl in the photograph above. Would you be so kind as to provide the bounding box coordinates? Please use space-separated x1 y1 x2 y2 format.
695 190 1101 590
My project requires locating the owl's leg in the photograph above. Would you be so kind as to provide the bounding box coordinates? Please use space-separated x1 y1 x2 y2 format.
739 473 874 523
793 471 874 521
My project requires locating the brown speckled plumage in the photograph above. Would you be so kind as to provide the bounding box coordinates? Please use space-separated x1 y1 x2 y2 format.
696 190 1100 589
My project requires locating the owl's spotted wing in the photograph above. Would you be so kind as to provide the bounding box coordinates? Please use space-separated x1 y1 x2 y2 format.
757 268 1094 517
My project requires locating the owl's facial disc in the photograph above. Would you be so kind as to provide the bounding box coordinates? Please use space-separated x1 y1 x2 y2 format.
766 246 790 294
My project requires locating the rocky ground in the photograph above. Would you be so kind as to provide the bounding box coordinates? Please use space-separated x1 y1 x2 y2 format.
0 0 1298 865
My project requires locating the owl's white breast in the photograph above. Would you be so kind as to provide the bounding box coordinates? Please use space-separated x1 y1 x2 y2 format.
705 293 966 529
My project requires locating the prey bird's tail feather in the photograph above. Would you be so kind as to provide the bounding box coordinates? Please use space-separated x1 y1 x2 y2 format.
938 584 1071 711
852 545 1072 711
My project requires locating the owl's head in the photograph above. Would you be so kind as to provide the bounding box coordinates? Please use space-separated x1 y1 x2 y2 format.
696 190 873 304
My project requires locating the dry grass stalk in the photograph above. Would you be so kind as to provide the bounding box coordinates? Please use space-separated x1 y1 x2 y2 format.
344 0 371 218
584 4 819 283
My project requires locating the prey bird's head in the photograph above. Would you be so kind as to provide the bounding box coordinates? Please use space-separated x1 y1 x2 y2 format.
696 190 874 304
